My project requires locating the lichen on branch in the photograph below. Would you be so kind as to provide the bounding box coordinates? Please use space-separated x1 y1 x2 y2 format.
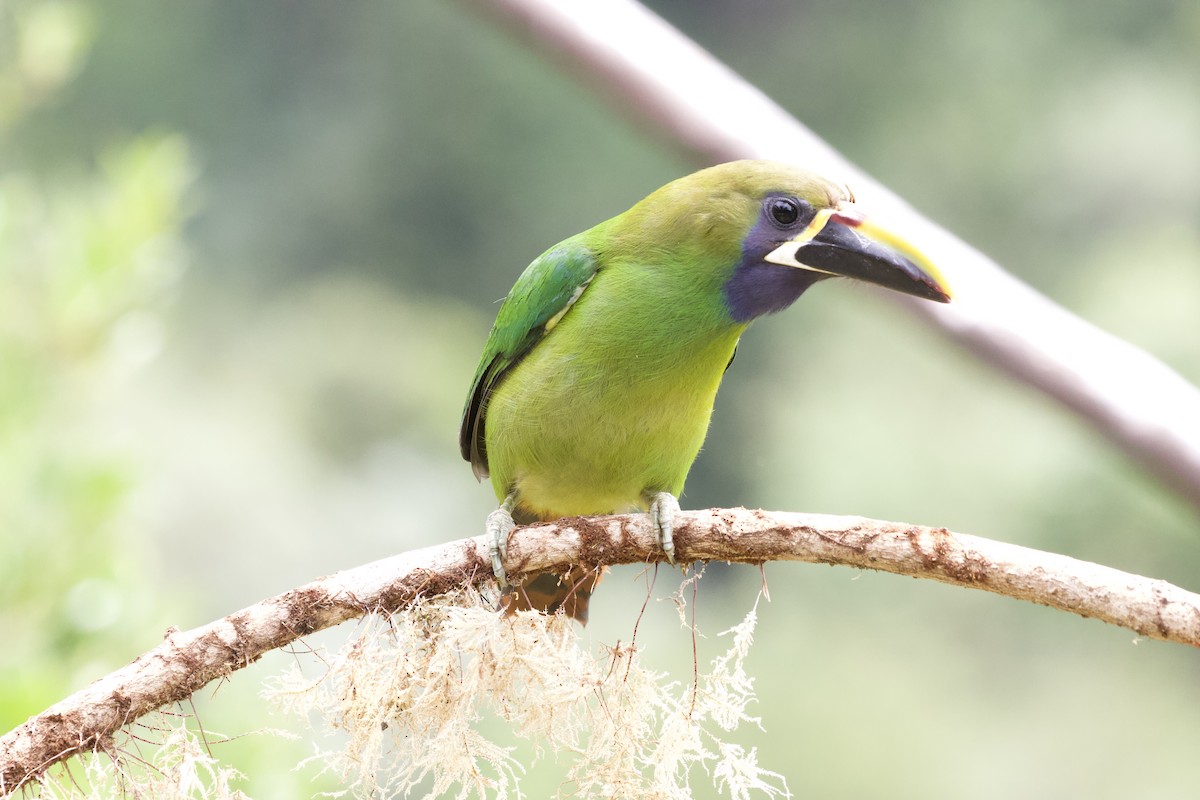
265 585 787 800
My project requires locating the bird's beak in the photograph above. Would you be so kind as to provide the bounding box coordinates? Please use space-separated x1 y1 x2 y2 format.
764 205 951 303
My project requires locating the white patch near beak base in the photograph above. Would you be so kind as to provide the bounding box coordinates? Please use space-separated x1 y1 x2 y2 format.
762 206 839 275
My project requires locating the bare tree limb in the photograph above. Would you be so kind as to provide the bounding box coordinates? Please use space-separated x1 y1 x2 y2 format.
465 0 1200 513
4 509 1199 793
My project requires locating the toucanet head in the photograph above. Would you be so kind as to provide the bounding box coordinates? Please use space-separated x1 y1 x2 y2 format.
621 160 951 323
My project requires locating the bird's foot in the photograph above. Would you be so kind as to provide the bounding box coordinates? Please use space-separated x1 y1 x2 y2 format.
649 491 681 566
487 496 516 587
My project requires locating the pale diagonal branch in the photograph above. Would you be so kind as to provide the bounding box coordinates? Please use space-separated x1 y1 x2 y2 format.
4 509 1199 793
466 0 1200 512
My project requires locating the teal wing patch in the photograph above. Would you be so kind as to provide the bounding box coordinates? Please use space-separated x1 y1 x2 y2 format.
459 240 600 479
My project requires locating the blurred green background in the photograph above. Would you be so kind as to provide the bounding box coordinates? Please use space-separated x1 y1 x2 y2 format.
2 1 1198 797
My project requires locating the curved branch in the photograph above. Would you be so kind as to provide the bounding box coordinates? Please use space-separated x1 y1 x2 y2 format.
4 508 1199 792
466 0 1200 512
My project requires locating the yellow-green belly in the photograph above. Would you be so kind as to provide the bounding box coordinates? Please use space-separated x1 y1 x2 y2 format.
484 279 744 521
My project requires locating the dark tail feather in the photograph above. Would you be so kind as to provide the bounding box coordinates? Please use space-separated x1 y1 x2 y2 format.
502 566 604 625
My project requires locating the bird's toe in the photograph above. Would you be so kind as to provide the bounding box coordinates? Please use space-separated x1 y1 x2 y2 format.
486 496 517 587
649 491 681 565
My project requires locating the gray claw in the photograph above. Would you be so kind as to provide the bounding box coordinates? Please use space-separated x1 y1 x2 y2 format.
487 496 516 587
649 491 680 565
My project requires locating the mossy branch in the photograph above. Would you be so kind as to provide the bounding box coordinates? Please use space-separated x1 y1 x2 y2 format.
4 508 1200 793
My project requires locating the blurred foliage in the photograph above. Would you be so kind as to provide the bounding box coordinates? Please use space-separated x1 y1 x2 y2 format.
2 0 1199 798
0 0 181 736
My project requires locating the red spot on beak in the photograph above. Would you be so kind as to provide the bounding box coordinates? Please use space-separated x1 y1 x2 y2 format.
831 208 866 228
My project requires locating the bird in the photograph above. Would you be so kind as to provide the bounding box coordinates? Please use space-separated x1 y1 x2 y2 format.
460 160 950 623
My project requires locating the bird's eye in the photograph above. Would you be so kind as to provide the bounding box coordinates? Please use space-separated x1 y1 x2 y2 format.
768 197 800 227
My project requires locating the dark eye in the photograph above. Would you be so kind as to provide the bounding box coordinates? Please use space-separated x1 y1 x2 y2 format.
768 197 800 227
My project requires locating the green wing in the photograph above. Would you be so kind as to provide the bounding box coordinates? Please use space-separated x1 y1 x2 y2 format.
459 239 600 479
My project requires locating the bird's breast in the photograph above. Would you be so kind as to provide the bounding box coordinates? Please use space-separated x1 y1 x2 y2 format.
485 270 744 520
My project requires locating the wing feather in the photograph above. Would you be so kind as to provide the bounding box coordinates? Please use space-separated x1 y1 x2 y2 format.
459 240 600 478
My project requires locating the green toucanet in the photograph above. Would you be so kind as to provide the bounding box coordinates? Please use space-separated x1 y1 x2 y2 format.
460 160 950 622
